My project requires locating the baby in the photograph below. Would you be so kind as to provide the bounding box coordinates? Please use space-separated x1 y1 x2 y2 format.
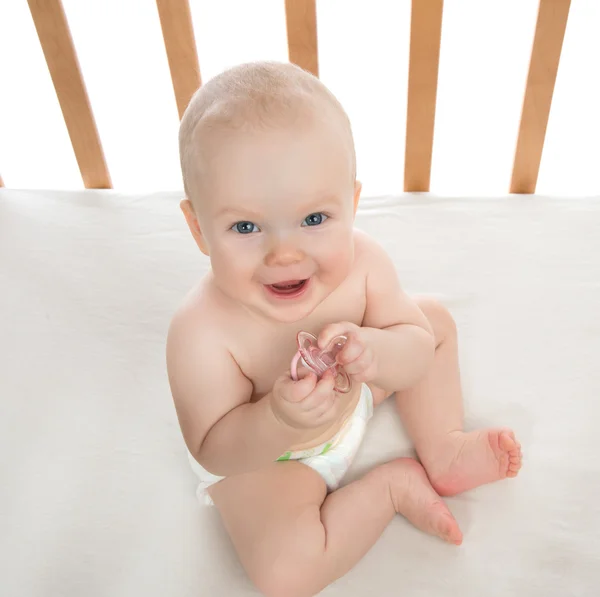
167 61 522 597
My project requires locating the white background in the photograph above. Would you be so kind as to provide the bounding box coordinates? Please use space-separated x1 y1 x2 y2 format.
0 0 598 196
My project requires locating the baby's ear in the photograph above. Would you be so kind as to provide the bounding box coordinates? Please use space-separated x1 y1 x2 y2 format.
353 180 362 214
180 199 210 256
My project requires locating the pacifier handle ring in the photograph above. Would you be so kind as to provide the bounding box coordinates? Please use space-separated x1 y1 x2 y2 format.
290 351 302 381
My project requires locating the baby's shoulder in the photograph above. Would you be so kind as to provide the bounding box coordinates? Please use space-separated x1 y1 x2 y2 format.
352 228 393 271
167 275 233 355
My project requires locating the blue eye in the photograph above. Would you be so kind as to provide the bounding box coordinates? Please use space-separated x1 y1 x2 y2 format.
302 213 327 227
232 221 259 234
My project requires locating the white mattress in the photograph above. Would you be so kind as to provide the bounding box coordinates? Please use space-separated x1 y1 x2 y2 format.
1 189 599 596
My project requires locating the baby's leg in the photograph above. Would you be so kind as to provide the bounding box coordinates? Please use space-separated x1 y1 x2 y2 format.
209 458 462 597
395 297 522 496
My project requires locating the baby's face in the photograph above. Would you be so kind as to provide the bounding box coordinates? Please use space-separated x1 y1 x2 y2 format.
196 118 359 323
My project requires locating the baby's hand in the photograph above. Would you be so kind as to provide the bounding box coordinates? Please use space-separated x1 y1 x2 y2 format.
318 322 378 384
270 369 340 430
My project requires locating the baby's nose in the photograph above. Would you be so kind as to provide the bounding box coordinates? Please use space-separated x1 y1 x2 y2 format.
264 241 305 267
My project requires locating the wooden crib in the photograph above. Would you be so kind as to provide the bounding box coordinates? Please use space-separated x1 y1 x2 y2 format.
1 0 571 195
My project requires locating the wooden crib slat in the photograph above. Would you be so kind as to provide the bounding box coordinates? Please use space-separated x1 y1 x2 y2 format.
404 0 443 193
27 0 111 189
156 0 201 120
510 0 571 194
285 0 319 77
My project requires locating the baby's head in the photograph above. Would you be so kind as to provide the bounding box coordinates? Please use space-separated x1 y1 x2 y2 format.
179 61 361 323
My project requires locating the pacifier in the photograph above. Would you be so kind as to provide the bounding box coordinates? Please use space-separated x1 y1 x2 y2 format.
290 331 352 393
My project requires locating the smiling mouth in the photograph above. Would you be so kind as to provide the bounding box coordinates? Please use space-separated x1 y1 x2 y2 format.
265 279 309 298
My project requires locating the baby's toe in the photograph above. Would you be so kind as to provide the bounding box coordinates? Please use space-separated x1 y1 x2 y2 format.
507 452 522 477
500 430 518 449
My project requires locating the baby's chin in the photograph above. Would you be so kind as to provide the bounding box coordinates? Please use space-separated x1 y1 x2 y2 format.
264 305 319 325
239 293 322 325
249 295 321 324
258 286 340 324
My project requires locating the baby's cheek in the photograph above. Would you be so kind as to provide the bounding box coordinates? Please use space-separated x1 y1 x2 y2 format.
322 242 353 280
212 246 253 281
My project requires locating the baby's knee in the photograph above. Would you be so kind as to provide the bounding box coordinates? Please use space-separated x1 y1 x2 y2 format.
251 553 322 597
253 571 312 597
415 296 457 339
248 511 326 597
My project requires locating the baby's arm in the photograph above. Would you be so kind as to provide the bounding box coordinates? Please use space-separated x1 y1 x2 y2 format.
360 239 435 393
166 311 303 477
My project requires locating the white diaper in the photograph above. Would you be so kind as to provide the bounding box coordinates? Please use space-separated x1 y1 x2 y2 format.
188 384 374 505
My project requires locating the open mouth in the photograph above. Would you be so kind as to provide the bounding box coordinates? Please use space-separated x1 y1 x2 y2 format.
265 279 309 299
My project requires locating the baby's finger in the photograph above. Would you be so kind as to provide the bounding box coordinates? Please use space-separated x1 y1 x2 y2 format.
317 321 358 350
313 393 336 421
298 370 336 411
336 332 365 365
280 371 318 403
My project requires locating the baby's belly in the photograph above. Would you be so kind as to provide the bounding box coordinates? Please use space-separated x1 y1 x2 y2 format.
287 383 362 452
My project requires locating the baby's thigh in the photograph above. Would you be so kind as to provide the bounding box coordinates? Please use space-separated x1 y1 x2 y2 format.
208 461 328 590
368 382 393 407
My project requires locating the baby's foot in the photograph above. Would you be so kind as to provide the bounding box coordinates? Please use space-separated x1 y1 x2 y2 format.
382 457 463 545
427 428 522 496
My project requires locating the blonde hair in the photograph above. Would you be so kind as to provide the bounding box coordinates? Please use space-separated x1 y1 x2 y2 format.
179 61 356 206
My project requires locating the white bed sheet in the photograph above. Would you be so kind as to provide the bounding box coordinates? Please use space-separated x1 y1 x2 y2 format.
1 189 599 596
